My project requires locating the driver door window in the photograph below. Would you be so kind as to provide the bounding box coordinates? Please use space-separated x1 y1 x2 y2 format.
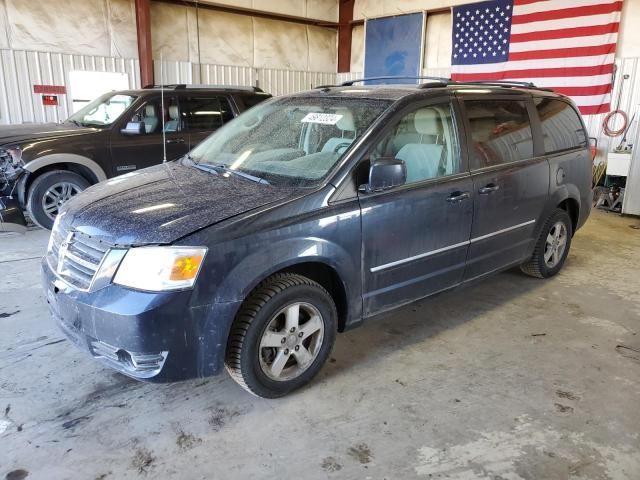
372 103 461 184
126 97 179 134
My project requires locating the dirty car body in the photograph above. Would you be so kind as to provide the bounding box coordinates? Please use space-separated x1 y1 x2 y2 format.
42 82 593 396
0 85 271 230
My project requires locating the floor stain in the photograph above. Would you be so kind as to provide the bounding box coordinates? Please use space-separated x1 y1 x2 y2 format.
556 390 580 401
131 447 154 474
176 430 202 451
208 406 241 432
347 443 373 464
320 456 342 472
5 470 28 480
554 403 574 414
62 415 91 430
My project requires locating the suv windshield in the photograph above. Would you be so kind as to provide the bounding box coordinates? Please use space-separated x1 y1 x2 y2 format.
188 96 390 187
67 93 137 128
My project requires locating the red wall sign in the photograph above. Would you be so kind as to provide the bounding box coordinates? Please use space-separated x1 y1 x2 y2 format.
42 95 59 106
33 84 66 95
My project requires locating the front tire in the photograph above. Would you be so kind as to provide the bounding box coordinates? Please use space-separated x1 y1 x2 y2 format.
520 208 572 278
225 273 337 398
27 170 89 229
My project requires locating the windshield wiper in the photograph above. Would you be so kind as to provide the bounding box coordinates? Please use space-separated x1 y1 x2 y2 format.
194 163 270 185
67 119 83 127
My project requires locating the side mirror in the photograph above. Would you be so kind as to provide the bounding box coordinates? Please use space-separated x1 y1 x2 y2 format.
121 121 145 136
359 157 407 193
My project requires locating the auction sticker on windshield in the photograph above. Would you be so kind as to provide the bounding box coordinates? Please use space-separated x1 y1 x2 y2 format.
301 112 343 125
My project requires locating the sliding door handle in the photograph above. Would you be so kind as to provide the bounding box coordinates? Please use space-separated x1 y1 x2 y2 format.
446 191 470 203
479 184 500 194
166 138 185 144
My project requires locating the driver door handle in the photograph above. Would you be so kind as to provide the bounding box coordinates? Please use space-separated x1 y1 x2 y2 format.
166 138 185 144
479 183 500 194
446 191 470 203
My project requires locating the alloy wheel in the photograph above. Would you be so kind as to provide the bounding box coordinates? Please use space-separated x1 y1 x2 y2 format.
258 302 325 382
544 221 567 268
41 182 82 221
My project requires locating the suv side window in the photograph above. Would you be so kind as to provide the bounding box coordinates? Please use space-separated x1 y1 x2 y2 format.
465 99 533 167
126 96 178 134
534 98 587 154
182 96 234 131
371 103 461 184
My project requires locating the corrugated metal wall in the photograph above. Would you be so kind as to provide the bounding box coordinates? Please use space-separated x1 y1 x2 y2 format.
0 49 338 125
154 60 335 97
0 49 140 125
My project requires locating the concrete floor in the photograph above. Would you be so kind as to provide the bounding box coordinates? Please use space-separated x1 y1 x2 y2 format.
1 210 639 480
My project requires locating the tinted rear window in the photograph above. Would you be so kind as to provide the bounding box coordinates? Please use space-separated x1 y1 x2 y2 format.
241 94 271 110
465 99 534 167
535 98 587 154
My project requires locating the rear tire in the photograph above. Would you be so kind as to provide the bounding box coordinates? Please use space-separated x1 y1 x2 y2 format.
520 208 572 278
27 170 89 230
225 273 337 398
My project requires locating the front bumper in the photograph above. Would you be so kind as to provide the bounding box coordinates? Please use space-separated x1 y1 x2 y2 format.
0 196 26 234
42 258 241 382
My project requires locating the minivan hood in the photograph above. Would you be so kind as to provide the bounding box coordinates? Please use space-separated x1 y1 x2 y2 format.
60 162 298 245
0 123 96 146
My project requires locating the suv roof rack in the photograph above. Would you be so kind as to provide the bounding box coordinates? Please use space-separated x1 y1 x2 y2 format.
461 80 536 88
143 84 264 92
339 76 452 87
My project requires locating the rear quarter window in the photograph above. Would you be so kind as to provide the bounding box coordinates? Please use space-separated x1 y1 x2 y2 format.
240 94 271 110
535 98 587 154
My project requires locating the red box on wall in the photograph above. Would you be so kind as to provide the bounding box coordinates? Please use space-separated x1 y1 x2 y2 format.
42 95 58 106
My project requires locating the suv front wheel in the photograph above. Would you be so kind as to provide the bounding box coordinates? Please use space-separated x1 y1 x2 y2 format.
225 273 338 398
27 170 89 229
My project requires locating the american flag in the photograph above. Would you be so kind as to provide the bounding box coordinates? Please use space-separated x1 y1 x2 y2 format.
451 0 623 115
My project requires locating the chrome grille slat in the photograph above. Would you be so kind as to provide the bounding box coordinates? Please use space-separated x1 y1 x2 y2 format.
48 223 111 291
68 241 104 262
64 250 99 272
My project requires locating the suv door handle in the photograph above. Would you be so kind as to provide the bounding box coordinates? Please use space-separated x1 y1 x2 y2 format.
479 184 500 194
166 138 185 144
446 191 470 203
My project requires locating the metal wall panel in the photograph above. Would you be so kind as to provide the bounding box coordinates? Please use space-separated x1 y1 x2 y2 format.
0 48 140 125
155 60 335 96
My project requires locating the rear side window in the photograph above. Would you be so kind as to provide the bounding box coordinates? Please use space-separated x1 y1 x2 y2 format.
241 94 270 110
535 98 587 154
182 96 234 131
464 99 534 167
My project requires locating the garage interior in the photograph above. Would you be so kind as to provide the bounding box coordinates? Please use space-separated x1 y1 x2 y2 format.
2 1 640 479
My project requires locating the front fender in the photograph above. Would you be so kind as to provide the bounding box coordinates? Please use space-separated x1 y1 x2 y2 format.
24 153 107 182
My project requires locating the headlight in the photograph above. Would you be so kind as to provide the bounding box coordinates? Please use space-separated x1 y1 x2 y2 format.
114 246 207 292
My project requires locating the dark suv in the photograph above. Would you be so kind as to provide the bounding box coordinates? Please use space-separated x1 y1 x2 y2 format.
0 85 270 229
42 78 592 398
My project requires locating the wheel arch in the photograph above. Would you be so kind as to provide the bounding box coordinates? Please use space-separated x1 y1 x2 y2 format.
549 185 581 236
215 238 360 334
23 154 107 197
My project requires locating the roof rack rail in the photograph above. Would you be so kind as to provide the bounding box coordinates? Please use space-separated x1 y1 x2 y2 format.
463 80 536 88
340 76 452 86
143 84 264 92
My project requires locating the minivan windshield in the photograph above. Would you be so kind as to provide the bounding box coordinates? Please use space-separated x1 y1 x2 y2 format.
67 93 137 128
188 97 390 187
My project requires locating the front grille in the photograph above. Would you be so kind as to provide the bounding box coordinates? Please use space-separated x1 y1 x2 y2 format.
48 222 110 290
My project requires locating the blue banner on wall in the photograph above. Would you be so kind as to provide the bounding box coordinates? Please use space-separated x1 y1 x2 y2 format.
364 13 424 84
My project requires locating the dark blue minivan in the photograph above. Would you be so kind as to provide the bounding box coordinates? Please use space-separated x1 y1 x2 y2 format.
43 80 592 397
